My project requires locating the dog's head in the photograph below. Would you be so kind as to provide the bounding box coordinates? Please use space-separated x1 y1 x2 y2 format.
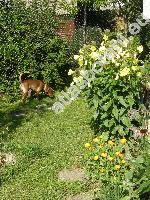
44 84 54 97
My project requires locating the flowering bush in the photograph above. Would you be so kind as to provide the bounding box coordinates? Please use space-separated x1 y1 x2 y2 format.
69 32 147 136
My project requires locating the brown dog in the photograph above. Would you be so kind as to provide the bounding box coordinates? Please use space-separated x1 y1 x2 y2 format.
19 73 54 102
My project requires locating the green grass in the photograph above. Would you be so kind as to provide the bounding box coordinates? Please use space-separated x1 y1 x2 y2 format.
0 96 94 200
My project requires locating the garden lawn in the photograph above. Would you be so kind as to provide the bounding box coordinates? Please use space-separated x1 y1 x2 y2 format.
0 96 94 200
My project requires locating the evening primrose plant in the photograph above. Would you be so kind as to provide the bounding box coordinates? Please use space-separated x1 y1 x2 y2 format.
69 34 147 136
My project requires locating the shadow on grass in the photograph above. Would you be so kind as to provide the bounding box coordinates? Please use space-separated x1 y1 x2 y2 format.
0 96 55 144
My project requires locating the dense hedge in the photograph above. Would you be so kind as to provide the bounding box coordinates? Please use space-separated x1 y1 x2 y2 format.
0 0 72 97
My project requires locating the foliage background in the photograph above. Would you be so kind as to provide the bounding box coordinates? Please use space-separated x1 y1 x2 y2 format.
0 0 72 98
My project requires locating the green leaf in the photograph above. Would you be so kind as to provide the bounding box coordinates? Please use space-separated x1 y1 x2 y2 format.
119 108 126 116
125 171 133 180
118 96 128 108
120 196 131 200
135 156 144 164
103 119 109 127
112 106 119 120
100 112 107 120
127 95 135 107
121 116 131 127
102 132 109 141
103 100 112 111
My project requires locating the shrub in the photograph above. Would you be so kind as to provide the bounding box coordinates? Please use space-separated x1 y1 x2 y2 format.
0 0 72 98
69 32 147 137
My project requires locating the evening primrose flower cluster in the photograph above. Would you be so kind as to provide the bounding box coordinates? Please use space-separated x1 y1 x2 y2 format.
84 134 129 182
68 34 144 87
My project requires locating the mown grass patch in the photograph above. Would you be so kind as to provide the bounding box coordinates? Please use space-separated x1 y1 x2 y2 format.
0 96 94 200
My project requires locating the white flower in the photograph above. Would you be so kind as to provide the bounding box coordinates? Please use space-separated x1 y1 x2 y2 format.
70 82 74 86
115 73 119 80
84 60 88 66
122 39 129 47
137 45 143 53
68 69 74 75
74 55 79 60
87 82 91 87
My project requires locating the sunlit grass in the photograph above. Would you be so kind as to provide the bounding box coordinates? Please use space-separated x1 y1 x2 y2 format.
0 96 94 200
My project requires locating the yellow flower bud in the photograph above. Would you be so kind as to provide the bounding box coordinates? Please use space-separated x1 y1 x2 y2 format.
93 138 100 143
101 153 108 158
114 165 121 170
120 138 127 144
108 140 114 146
121 160 126 164
100 168 105 173
93 155 99 161
118 153 124 158
84 143 91 148
108 156 114 161
115 151 121 156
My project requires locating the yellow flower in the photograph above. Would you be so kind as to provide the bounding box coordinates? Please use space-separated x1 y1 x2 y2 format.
103 34 108 41
90 46 96 52
121 159 126 164
137 45 143 53
85 143 91 148
101 153 108 158
118 153 124 158
90 52 99 60
99 45 106 52
93 155 99 161
137 72 142 77
99 144 103 148
131 66 139 71
114 165 121 170
108 140 114 146
115 151 121 156
93 137 100 143
108 156 114 161
100 168 105 173
125 52 130 57
120 67 130 77
120 138 127 144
